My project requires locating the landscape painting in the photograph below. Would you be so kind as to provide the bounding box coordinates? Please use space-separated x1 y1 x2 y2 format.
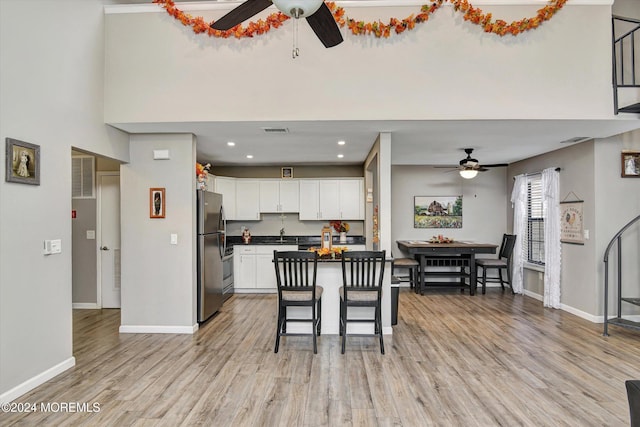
414 196 463 229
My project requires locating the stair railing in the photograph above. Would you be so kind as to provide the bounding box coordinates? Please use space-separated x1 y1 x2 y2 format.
612 15 640 114
603 213 640 336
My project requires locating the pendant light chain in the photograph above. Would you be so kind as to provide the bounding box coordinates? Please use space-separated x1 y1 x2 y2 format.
292 17 299 59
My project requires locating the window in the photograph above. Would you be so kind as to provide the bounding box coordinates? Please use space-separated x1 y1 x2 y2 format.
526 176 544 265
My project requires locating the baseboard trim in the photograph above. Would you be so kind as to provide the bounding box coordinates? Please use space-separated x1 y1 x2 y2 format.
0 357 76 404
522 289 619 324
72 303 99 309
119 324 199 334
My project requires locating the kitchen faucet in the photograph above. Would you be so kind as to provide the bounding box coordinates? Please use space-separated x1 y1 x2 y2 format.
279 227 285 242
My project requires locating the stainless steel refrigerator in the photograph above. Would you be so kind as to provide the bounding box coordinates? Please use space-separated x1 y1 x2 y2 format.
197 190 226 323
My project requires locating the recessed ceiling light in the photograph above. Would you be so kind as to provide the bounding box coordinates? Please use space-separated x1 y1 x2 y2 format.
246 154 253 159
337 140 346 145
227 141 235 147
337 154 344 158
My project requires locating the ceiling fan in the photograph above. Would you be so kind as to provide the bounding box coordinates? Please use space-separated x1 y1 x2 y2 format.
210 0 343 48
439 148 508 179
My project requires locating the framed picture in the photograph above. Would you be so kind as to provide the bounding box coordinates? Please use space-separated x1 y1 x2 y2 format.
560 201 584 245
150 188 166 218
5 137 40 185
414 196 463 228
281 167 293 179
621 151 640 177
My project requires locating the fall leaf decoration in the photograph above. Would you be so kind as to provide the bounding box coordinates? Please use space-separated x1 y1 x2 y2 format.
196 162 211 183
153 0 567 40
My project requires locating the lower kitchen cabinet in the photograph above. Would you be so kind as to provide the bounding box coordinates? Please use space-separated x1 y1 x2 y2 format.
234 245 298 292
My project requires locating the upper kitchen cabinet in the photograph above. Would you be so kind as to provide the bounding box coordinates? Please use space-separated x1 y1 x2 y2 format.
235 180 261 220
299 179 364 220
214 176 236 220
259 180 299 213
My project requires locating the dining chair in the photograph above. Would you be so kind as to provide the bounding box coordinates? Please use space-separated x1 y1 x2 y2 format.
339 250 386 354
391 256 419 293
475 234 517 294
273 250 323 354
626 380 640 427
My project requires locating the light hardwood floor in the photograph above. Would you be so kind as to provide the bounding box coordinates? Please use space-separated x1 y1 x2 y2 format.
3 289 640 426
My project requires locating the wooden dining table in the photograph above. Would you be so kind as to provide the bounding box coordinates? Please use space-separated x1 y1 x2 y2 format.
396 240 498 296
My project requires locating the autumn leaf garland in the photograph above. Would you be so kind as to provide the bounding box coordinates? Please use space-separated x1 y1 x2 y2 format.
153 0 567 39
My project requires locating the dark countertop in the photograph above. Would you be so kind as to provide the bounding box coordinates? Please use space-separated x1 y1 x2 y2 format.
227 235 365 249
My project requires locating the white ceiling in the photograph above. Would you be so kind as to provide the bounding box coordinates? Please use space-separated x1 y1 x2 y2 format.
111 118 640 167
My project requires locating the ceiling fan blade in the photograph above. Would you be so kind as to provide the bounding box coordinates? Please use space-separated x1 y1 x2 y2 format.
482 163 509 168
306 3 343 48
210 0 273 31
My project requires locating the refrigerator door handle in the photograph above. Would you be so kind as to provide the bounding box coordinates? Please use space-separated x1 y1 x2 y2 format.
220 205 226 255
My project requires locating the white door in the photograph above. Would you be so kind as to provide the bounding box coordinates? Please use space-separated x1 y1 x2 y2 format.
98 173 121 308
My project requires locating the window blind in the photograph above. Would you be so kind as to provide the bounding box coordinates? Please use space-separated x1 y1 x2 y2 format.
526 176 544 265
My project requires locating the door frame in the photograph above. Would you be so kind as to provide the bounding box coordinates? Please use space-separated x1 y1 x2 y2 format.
96 171 120 308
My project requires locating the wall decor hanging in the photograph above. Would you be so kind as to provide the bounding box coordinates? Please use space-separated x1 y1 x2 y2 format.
150 188 166 218
414 196 462 229
560 192 584 245
621 151 640 178
5 137 40 185
153 0 567 41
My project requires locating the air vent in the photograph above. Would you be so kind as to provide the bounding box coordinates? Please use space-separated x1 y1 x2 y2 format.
262 127 289 134
560 137 592 144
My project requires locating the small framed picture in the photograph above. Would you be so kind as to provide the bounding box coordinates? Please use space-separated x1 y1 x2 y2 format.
281 167 293 179
5 137 40 185
621 152 640 178
150 188 166 218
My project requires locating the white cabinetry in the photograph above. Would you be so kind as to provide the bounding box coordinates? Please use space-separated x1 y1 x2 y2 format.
299 180 320 220
234 245 298 292
234 246 257 289
214 176 236 220
259 180 299 213
235 180 261 220
338 179 364 219
299 179 364 220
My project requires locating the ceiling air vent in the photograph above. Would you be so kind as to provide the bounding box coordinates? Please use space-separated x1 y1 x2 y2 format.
262 127 289 134
560 137 592 144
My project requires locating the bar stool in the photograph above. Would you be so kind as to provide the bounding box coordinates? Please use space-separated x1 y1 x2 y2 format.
391 257 419 293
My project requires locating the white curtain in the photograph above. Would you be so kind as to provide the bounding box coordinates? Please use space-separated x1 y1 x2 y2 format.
510 175 527 294
542 168 561 308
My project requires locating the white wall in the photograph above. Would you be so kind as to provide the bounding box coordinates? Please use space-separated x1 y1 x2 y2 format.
120 134 197 331
0 0 129 401
391 166 508 258
104 2 615 126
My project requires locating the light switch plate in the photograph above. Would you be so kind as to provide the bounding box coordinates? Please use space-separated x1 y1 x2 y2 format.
584 229 589 239
86 230 96 240
170 234 178 245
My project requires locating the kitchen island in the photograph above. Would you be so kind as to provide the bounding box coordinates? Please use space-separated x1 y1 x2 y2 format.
282 258 393 336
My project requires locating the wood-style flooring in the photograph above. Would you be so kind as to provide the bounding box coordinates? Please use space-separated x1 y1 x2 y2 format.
3 289 640 426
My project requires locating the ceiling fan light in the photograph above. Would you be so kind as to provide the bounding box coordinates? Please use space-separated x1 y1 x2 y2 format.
272 0 323 18
459 169 478 179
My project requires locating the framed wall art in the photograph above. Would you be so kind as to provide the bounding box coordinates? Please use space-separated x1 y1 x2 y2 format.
621 151 640 177
414 196 462 229
281 167 293 178
150 188 166 218
5 137 40 185
560 200 584 244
